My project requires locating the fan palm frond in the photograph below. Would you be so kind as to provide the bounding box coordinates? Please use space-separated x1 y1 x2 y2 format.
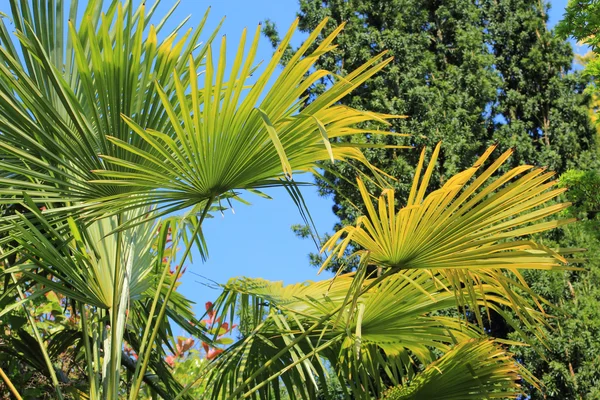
194 272 503 399
322 143 578 339
90 18 404 221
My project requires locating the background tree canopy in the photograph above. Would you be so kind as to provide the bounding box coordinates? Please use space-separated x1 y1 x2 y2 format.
264 0 600 398
265 0 597 228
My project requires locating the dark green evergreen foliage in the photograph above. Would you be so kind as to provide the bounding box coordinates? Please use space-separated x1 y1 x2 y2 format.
265 0 597 268
485 0 596 173
269 0 501 228
265 1 600 398
509 176 600 399
511 253 600 399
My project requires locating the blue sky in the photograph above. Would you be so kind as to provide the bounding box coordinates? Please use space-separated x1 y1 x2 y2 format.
0 0 583 318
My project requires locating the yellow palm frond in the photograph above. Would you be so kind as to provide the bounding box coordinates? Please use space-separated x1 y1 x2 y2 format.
321 143 578 339
323 143 574 272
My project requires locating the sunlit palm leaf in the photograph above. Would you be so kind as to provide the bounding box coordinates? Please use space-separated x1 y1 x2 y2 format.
0 0 221 220
5 206 158 308
1 200 209 398
381 339 534 400
90 18 403 218
323 143 574 272
321 143 578 339
196 272 500 399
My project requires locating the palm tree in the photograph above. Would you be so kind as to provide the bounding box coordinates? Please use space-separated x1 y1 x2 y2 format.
0 0 578 399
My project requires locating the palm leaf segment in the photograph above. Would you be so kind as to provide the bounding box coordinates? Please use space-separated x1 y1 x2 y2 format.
3 205 189 310
2 204 206 397
202 266 545 399
381 338 533 400
0 0 209 204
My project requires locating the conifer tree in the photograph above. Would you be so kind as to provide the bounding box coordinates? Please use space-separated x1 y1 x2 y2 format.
268 0 501 228
264 0 597 266
484 0 596 172
265 2 600 398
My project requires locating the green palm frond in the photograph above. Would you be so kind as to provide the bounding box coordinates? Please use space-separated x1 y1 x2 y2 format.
2 202 205 317
381 339 534 400
90 18 404 219
0 0 221 216
0 0 402 228
4 206 160 308
321 143 578 340
0 200 209 396
323 143 574 272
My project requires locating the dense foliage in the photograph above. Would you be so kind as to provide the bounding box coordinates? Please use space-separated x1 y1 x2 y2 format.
264 1 600 399
0 0 597 399
265 0 597 231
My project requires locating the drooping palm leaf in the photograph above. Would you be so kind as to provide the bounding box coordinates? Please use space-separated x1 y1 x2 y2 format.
193 272 501 399
1 200 209 398
5 206 160 308
380 338 533 400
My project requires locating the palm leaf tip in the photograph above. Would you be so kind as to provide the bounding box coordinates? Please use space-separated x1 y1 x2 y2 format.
322 143 576 272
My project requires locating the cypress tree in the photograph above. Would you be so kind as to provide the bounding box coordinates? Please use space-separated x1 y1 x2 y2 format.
268 0 501 228
484 0 596 172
